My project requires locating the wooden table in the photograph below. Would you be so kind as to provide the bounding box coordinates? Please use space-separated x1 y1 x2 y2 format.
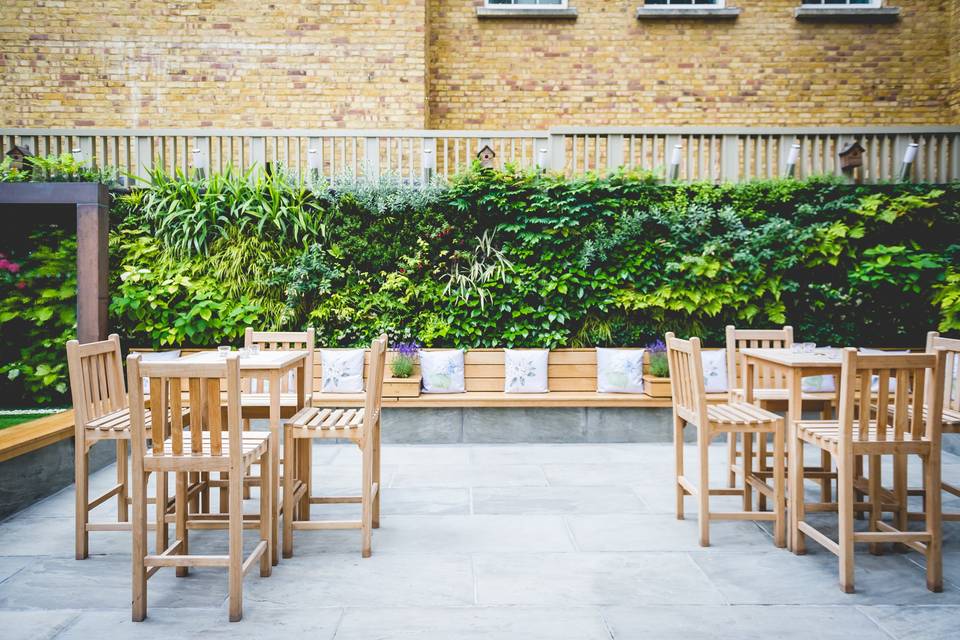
738 348 843 552
180 349 309 565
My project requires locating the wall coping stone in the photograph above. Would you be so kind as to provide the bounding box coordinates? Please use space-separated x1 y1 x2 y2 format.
794 7 900 22
636 7 741 20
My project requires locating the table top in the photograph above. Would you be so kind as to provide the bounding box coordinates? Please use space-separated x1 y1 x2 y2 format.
179 349 309 370
739 347 844 369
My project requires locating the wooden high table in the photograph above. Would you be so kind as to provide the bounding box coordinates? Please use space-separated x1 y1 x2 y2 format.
738 347 843 552
179 349 310 566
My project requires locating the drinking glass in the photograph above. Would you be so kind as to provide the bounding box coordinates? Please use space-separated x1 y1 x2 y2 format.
217 346 231 358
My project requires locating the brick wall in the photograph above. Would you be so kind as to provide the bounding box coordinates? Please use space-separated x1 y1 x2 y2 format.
0 0 429 128
0 0 954 129
429 0 953 128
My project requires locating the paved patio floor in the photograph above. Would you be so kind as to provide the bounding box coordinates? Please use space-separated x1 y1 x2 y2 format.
1 442 959 639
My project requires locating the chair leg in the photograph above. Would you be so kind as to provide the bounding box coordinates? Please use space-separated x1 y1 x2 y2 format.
228 466 244 622
773 423 786 548
742 432 753 512
219 471 229 514
282 428 295 559
838 449 855 593
298 438 311 522
854 455 865 520
116 439 129 523
259 450 272 578
727 432 737 488
75 437 89 560
819 404 832 503
674 414 685 520
792 438 807 555
697 427 710 547
758 433 768 512
372 420 381 529
361 438 374 558
155 471 168 554
243 419 252 500
200 472 211 513
175 472 189 578
924 452 943 592
868 454 883 556
893 452 909 552
132 470 149 622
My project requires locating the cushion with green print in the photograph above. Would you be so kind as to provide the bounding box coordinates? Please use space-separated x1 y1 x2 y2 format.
596 347 645 394
421 350 466 394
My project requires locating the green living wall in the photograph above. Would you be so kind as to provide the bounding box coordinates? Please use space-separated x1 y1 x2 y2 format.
1 156 959 406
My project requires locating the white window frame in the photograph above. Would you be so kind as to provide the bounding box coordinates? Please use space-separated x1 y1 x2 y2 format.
642 0 726 7
484 0 569 8
799 1 882 7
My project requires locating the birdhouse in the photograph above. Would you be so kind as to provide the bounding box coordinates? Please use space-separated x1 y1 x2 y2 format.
838 141 865 171
5 144 33 170
476 145 496 169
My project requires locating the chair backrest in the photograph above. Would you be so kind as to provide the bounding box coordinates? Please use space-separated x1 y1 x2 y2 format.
927 331 960 412
127 353 243 459
835 348 946 446
725 325 794 392
665 332 709 426
245 328 315 394
363 334 388 429
66 334 127 427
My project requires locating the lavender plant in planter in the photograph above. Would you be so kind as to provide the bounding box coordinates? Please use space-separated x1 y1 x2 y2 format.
642 339 672 398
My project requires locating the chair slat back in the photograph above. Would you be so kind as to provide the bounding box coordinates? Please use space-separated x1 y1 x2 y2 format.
725 325 793 393
66 334 127 427
245 328 315 394
127 354 243 459
363 334 388 430
928 332 960 412
665 332 709 426
836 348 946 446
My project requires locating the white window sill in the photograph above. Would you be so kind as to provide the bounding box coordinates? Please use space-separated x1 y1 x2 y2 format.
476 7 578 19
635 7 741 20
794 7 900 22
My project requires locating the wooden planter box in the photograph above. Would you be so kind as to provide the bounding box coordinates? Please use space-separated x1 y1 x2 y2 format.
643 374 672 399
383 375 422 398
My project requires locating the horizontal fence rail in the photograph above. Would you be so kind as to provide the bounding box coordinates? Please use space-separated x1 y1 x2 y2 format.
2 126 958 184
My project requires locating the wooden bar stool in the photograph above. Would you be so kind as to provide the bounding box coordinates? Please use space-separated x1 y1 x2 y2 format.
725 325 836 506
66 335 193 559
793 348 946 593
238 328 315 506
667 332 786 548
283 334 386 558
127 353 273 622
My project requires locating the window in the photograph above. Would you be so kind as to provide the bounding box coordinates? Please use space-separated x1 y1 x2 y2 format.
643 0 725 6
800 1 881 6
485 0 568 7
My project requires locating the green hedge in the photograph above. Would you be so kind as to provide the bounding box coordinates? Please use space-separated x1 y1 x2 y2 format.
1 158 959 405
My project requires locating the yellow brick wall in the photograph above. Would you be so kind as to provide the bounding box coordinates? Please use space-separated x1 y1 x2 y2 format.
0 0 954 129
429 0 953 128
0 0 429 128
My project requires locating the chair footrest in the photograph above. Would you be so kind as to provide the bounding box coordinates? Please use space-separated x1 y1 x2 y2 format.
292 520 362 530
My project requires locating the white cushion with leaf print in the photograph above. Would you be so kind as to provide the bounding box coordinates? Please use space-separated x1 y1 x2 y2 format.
701 350 728 394
802 374 836 393
504 349 549 394
320 349 365 393
596 348 645 394
420 350 466 394
860 348 913 392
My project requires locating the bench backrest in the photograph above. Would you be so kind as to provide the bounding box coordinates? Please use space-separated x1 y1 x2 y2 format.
66 334 127 427
312 348 647 394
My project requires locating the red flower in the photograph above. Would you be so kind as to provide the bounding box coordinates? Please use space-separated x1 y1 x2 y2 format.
15 280 26 290
7 262 20 274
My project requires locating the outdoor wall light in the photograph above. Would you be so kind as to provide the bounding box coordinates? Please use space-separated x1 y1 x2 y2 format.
899 142 918 181
71 147 83 162
669 144 682 181
784 142 801 178
537 147 549 171
422 147 435 183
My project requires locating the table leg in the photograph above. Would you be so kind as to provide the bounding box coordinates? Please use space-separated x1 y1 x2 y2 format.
787 369 803 553
269 371 281 566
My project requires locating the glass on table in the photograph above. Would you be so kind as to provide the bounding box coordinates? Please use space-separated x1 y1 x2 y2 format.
217 346 231 358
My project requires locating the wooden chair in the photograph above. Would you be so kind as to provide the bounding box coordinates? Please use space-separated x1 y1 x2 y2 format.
283 334 387 558
725 325 837 507
66 335 191 560
893 332 960 522
667 332 786 548
793 348 946 593
238 328 315 505
127 353 272 622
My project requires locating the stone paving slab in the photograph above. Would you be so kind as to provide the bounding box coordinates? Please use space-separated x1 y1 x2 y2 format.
1 442 959 639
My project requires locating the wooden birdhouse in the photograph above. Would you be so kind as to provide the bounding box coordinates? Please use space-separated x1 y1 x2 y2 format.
476 145 496 169
838 141 865 171
5 144 33 170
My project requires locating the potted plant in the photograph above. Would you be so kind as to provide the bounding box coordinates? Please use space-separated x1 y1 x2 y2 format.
383 340 422 398
643 339 672 398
